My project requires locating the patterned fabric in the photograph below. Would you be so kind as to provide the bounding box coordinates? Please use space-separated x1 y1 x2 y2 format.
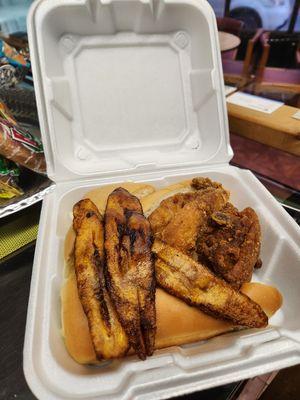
0 211 38 260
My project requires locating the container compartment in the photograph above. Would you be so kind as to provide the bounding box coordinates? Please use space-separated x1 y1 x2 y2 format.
24 166 300 400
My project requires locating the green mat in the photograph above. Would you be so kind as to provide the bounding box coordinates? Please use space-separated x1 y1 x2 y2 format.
0 210 39 260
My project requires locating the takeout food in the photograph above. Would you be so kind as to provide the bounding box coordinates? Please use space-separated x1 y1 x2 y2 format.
62 179 282 364
73 199 129 360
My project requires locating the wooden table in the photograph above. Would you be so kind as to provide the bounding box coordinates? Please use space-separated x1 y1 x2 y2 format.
218 31 241 52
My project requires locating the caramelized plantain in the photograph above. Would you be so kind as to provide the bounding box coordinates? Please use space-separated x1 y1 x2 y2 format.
73 199 129 360
152 240 268 328
104 188 156 360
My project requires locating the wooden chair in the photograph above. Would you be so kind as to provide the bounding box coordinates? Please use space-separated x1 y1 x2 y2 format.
255 32 300 93
217 17 244 37
266 31 300 68
222 28 263 88
217 17 244 60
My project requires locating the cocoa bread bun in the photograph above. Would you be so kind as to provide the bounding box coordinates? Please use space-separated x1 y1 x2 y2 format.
84 182 155 215
141 180 193 217
61 268 282 364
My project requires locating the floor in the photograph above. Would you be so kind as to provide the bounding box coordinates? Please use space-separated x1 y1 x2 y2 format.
261 365 300 400
230 133 300 191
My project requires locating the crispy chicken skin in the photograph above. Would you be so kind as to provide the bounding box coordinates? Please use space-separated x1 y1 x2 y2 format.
197 203 261 288
148 178 229 254
191 177 224 191
73 199 129 359
152 240 268 328
104 188 156 360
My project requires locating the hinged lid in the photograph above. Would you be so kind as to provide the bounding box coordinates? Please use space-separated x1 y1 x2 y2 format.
28 0 232 182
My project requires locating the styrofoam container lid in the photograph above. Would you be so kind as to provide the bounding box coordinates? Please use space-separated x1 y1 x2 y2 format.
28 0 232 183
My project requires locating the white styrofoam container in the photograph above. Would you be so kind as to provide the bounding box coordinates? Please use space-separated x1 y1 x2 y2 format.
24 1 300 399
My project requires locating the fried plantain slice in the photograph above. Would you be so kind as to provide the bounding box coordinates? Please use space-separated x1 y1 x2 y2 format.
73 199 129 360
104 188 156 360
152 240 268 328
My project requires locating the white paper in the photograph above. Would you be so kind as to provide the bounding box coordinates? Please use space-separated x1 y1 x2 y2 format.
227 92 284 114
292 109 300 120
224 85 237 97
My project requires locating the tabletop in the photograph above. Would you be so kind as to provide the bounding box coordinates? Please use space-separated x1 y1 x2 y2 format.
218 31 241 52
242 82 300 109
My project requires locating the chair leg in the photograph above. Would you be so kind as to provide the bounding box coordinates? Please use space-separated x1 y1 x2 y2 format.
256 45 270 83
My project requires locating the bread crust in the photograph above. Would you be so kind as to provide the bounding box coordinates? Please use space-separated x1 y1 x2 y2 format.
62 268 282 364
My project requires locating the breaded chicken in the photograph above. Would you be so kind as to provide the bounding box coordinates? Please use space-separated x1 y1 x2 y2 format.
73 199 129 360
197 203 261 288
148 177 229 255
104 188 156 360
152 240 268 328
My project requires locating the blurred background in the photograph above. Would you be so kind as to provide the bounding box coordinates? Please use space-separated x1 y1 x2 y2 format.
1 0 298 34
0 1 299 400
209 0 299 31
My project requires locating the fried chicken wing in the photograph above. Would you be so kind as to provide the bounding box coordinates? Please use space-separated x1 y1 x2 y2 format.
197 203 261 288
104 188 156 360
73 199 129 360
152 240 268 328
148 178 229 254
